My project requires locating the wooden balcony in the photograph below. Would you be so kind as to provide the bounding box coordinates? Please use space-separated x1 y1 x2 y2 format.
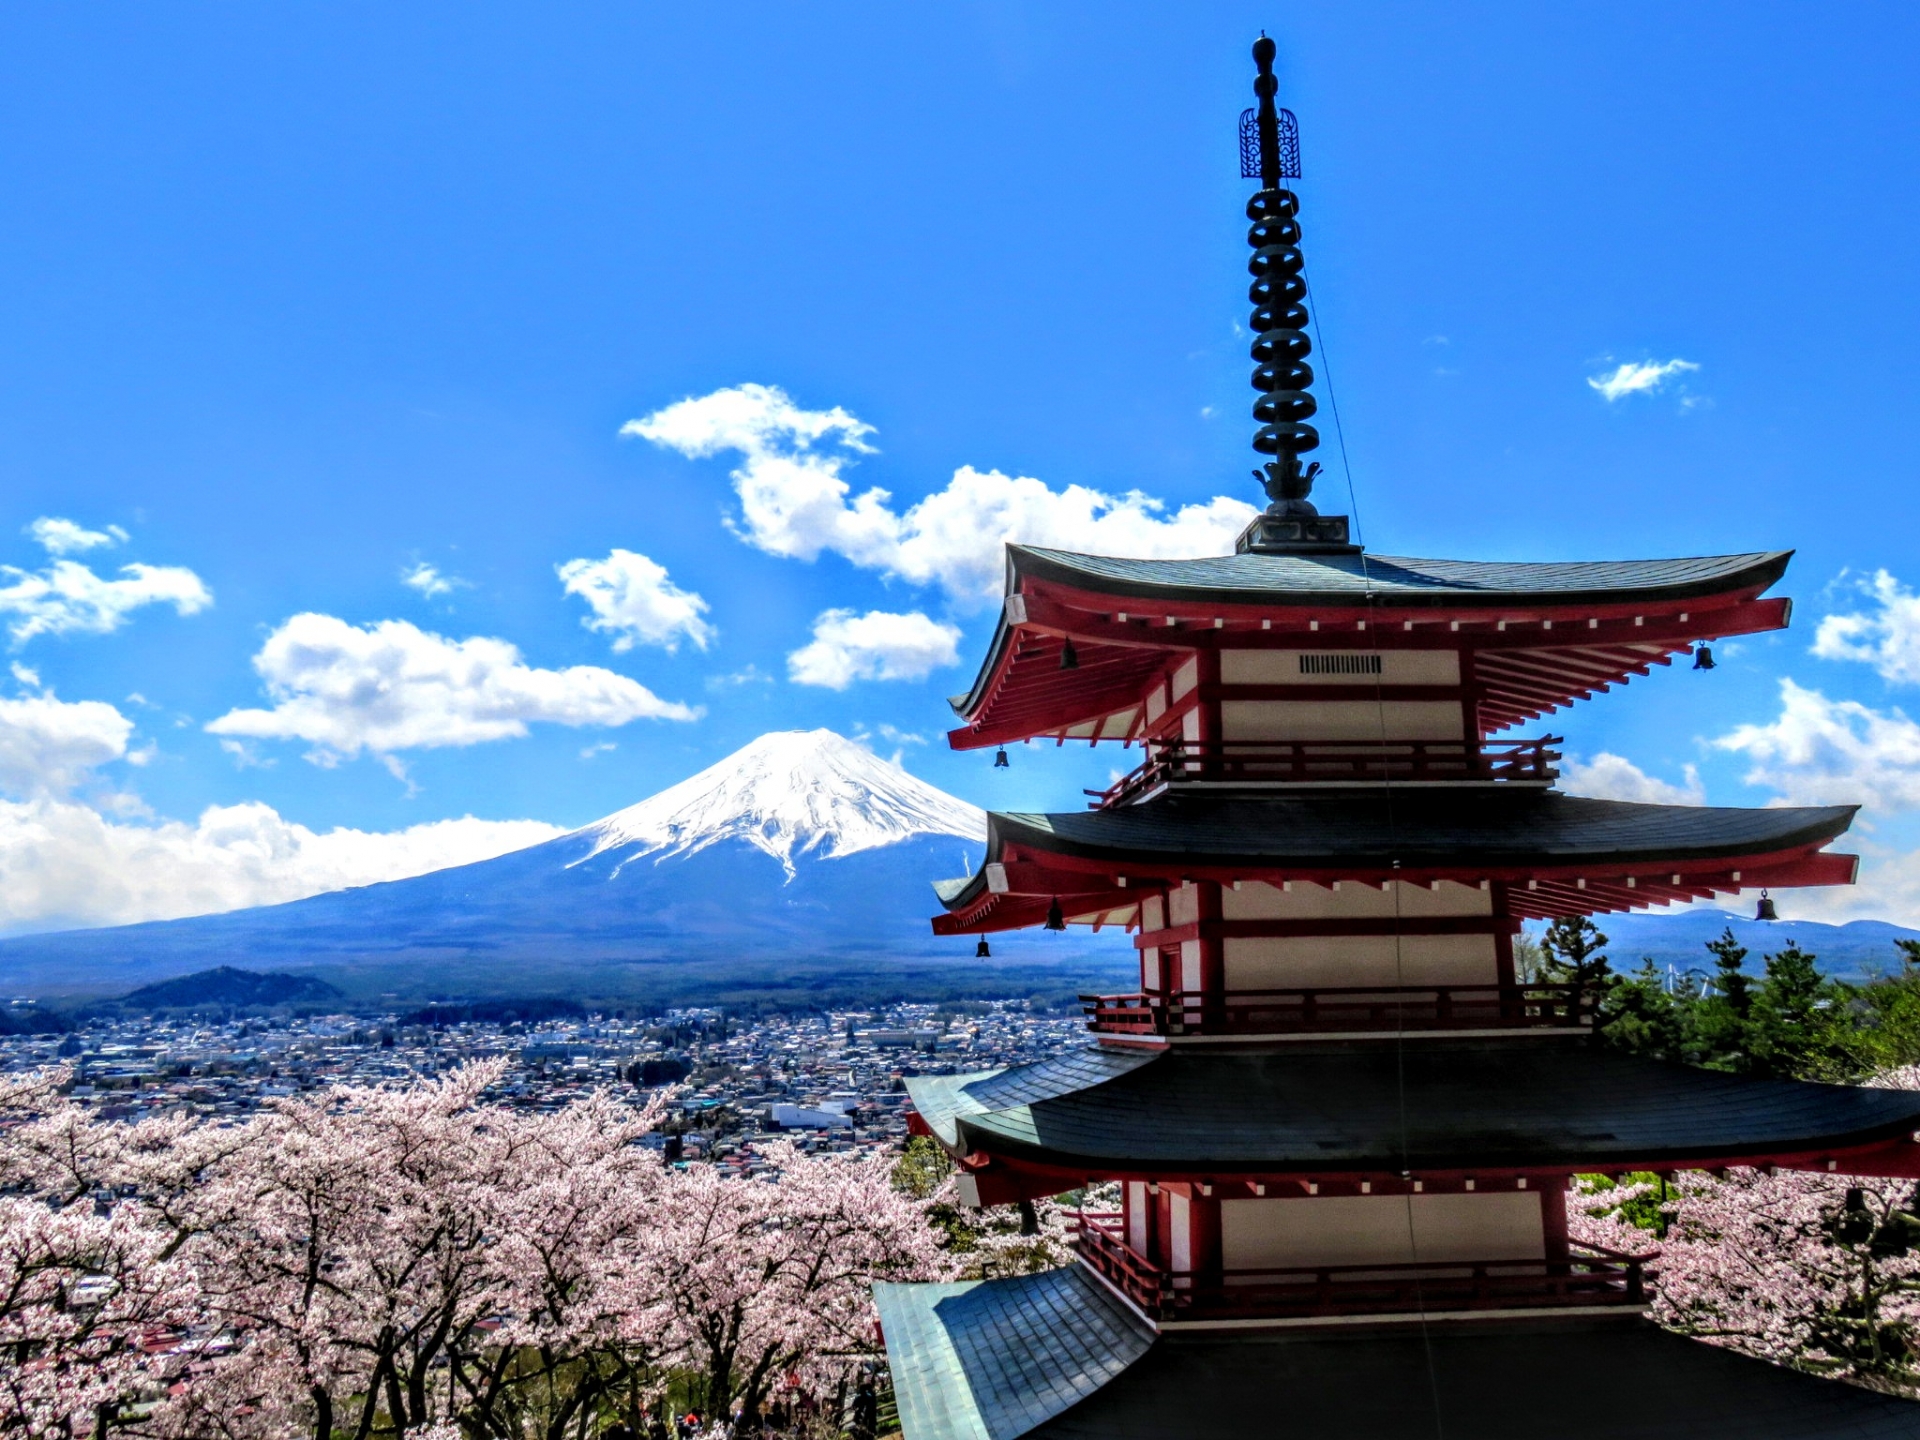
1079 983 1594 1038
1072 1214 1652 1325
1088 737 1562 808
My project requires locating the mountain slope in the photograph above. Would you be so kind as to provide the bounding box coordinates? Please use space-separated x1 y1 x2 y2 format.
576 728 983 877
1595 910 1920 980
0 731 1109 1000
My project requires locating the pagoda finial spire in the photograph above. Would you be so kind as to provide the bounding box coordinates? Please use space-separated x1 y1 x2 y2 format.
1235 36 1355 555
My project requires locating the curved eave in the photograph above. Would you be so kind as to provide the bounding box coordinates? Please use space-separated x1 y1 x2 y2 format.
930 794 1858 932
904 1043 1920 1181
949 546 1794 747
1008 545 1793 612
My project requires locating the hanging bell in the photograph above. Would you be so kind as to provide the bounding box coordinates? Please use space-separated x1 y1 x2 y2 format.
993 747 1010 769
1755 889 1778 923
1693 644 1716 671
1044 897 1066 932
974 937 992 958
1059 638 1079 670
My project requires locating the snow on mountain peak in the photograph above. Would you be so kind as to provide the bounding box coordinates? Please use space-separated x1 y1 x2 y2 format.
573 729 986 878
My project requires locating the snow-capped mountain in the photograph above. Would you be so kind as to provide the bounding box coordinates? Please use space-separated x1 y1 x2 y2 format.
577 729 983 878
0 730 1098 1001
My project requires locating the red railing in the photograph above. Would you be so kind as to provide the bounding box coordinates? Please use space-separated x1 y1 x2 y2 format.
1088 737 1562 808
1071 1214 1651 1323
1079 984 1593 1037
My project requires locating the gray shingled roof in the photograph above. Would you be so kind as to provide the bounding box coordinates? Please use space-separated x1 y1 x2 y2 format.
935 791 1856 912
1028 1313 1920 1439
879 1267 1920 1440
906 1042 1920 1172
1009 544 1792 607
875 1267 1154 1440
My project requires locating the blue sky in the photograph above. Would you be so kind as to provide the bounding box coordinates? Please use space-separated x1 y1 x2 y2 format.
5 1 1920 933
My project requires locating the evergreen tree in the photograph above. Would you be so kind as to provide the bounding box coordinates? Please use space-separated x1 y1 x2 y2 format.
1599 959 1693 1063
1539 915 1612 990
1751 942 1841 1079
1693 928 1756 1073
1707 928 1753 1015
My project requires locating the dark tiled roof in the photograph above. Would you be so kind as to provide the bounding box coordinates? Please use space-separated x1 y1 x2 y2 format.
935 791 1856 911
1031 1311 1920 1440
1010 545 1792 608
906 1042 1920 1171
874 1267 1154 1440
1005 791 1855 867
880 1266 1920 1440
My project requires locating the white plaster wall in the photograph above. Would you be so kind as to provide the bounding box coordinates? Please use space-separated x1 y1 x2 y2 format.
1128 1182 1150 1254
1141 894 1166 932
1168 884 1201 927
1221 880 1492 921
1223 934 1498 990
1221 1193 1544 1269
1141 947 1166 993
1169 1192 1192 1273
1181 940 1203 992
1220 650 1461 686
1170 657 1200 700
1219 700 1465 742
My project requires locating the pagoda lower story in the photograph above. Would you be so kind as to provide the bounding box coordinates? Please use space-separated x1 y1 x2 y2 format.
876 1268 1920 1439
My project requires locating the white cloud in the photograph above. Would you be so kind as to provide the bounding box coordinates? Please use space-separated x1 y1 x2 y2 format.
1701 678 1920 925
205 613 699 763
1559 751 1705 806
556 548 714 653
787 609 963 689
1587 358 1700 402
0 557 212 644
0 692 136 798
0 797 564 936
625 383 1259 608
401 561 467 599
26 517 127 556
1812 569 1920 686
1713 678 1920 811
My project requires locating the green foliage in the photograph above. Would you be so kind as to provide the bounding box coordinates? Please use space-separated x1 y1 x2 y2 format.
890 1135 952 1201
1580 926 1920 1082
1540 915 1611 989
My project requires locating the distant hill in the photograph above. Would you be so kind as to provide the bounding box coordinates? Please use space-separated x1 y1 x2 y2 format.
0 731 1118 1006
1577 911 1920 981
113 966 343 1011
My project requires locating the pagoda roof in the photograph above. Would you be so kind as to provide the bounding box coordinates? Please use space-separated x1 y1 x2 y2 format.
950 546 1795 744
1004 544 1792 610
905 1042 1920 1177
932 791 1857 928
876 1266 1920 1440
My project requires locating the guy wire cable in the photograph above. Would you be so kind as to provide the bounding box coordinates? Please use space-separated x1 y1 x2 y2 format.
1302 241 1449 1440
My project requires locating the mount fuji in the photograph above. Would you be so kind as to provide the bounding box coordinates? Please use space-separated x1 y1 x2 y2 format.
0 731 1119 1006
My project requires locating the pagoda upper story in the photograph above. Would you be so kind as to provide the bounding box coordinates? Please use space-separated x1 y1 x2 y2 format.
950 544 1793 756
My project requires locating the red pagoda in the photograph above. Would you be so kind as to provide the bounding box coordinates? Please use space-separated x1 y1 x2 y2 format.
873 37 1920 1440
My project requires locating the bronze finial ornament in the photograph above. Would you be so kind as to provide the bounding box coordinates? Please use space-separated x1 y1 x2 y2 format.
1234 34 1356 555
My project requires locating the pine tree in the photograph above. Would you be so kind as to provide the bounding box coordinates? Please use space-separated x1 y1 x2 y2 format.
1539 915 1612 989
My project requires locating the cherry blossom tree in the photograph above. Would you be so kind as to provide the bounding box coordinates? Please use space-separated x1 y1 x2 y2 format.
0 1198 198 1439
0 1060 953 1438
1572 1070 1920 1390
648 1141 945 1427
